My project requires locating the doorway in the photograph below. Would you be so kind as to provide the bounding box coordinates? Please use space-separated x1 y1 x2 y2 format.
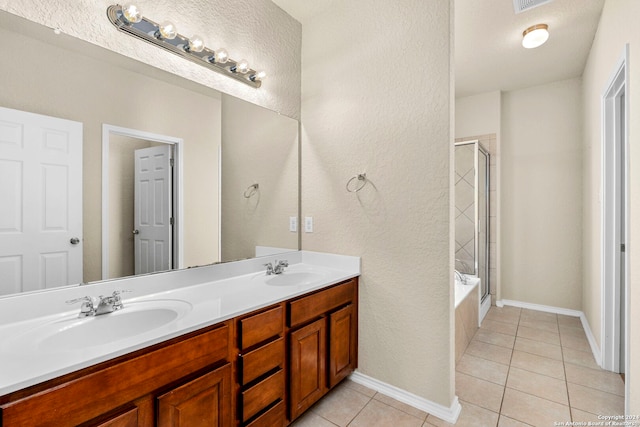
101 124 183 280
601 47 628 385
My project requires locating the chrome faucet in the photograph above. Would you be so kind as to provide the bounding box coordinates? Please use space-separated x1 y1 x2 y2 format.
264 260 288 275
66 290 131 317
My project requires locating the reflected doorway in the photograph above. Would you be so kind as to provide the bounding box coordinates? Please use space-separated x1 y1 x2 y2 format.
101 124 183 280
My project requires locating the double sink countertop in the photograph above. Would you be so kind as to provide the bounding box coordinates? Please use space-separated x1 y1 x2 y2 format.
0 250 360 396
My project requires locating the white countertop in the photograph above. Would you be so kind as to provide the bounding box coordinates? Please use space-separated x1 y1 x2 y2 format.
0 251 360 396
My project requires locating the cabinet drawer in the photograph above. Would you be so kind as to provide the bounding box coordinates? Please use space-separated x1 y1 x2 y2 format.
240 305 283 350
244 400 285 427
241 370 284 422
240 337 285 385
289 279 356 327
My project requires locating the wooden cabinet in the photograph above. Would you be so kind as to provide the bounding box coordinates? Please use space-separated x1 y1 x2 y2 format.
157 364 232 427
236 305 286 427
288 279 358 422
0 277 358 427
0 323 232 427
289 318 327 420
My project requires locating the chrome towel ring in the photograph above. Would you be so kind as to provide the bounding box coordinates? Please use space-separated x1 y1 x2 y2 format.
243 183 259 198
346 173 367 193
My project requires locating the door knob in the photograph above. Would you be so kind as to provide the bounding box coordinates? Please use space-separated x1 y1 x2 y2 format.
70 237 80 245
132 229 140 235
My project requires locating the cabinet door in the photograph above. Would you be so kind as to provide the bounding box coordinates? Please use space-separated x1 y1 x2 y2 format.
157 364 232 427
329 304 357 388
289 318 326 420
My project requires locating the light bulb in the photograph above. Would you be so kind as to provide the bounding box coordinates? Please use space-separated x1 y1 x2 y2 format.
187 35 205 52
158 21 178 40
214 48 229 63
122 4 142 24
522 24 549 49
236 59 250 74
250 70 267 82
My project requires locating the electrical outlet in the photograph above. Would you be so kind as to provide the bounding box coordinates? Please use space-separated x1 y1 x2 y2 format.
289 216 297 232
304 216 313 233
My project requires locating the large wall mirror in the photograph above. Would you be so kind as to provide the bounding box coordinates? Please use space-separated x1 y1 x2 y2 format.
0 10 299 297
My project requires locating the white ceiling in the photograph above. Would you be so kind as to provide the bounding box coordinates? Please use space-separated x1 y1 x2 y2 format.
455 0 604 97
272 0 605 98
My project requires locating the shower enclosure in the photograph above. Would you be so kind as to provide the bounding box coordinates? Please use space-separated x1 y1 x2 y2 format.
455 140 490 303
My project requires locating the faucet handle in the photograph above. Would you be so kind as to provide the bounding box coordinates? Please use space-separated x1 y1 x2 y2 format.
112 289 132 309
66 296 96 316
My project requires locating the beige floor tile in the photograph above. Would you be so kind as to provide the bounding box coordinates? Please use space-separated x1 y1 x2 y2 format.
571 408 604 423
498 416 534 426
373 393 428 420
520 309 557 323
473 328 516 349
511 351 565 380
426 401 498 427
343 379 377 397
514 337 562 360
560 334 591 352
457 354 509 385
465 340 513 365
516 325 560 345
567 383 625 416
310 382 371 426
518 319 558 333
506 367 568 405
349 399 423 427
455 372 505 412
481 319 518 336
557 314 582 326
291 411 339 427
485 308 520 324
500 388 570 427
562 348 600 370
565 363 625 396
558 323 587 338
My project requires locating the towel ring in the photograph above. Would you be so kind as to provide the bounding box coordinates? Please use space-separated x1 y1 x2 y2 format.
243 183 259 198
346 173 367 193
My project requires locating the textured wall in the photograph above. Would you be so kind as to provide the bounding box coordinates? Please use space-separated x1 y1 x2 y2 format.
0 0 301 120
299 0 454 406
582 0 640 412
501 78 583 310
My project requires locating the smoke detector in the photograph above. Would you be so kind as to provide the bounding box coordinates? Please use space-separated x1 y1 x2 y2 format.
513 0 553 14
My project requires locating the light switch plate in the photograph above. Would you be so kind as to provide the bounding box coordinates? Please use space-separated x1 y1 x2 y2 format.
304 216 313 233
289 216 297 232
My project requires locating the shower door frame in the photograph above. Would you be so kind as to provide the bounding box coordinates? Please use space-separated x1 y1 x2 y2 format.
455 140 491 302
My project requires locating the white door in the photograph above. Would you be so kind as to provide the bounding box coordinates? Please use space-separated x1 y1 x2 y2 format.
0 106 83 295
134 145 172 274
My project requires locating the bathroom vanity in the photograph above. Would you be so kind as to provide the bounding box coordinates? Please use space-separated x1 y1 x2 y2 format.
0 252 360 427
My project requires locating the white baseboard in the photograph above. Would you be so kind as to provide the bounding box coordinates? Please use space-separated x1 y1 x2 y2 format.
349 371 462 424
497 299 602 367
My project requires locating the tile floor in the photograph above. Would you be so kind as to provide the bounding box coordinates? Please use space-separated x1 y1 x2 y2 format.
291 306 626 427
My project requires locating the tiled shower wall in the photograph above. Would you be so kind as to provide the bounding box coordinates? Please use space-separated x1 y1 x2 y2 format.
455 134 497 304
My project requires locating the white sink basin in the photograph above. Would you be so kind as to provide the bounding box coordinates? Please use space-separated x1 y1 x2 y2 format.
13 299 192 351
265 271 324 287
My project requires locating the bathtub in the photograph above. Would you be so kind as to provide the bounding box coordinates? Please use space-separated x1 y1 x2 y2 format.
455 274 480 364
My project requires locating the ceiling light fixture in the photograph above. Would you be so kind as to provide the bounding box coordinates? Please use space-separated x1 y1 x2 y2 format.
106 4 265 88
522 24 549 49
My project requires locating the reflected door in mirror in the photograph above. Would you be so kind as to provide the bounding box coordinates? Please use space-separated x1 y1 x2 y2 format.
0 106 82 295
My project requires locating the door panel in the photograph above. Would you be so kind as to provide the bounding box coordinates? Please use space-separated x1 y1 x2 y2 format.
0 106 82 295
134 145 172 275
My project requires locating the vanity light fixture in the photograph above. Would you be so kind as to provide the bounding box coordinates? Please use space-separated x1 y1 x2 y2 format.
522 23 549 49
107 4 265 88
